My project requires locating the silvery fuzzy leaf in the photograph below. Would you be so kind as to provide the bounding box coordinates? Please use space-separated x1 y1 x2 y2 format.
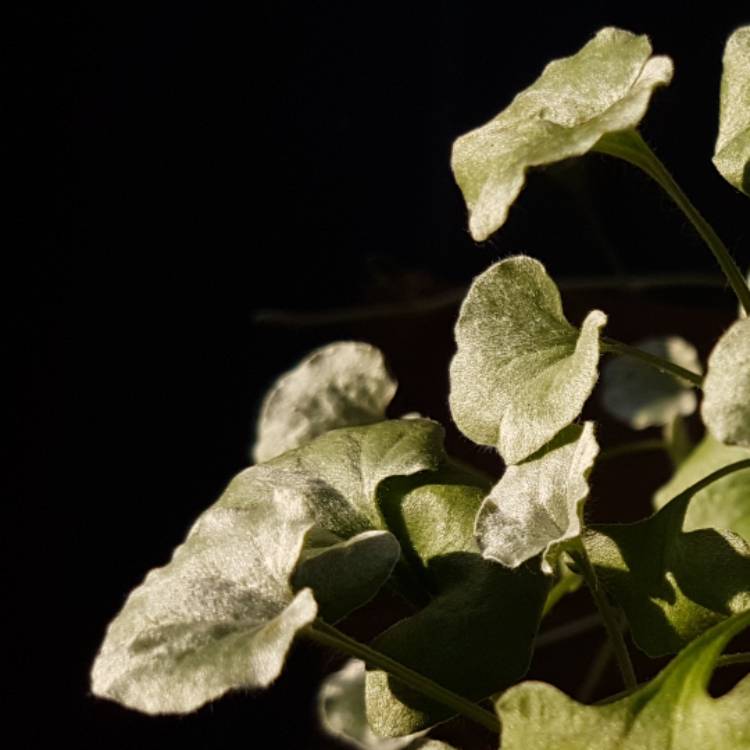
452 27 672 241
601 336 701 429
495 610 750 749
654 433 750 542
701 318 750 448
254 341 397 463
92 420 445 714
449 256 606 465
475 423 599 574
91 481 318 714
713 26 750 195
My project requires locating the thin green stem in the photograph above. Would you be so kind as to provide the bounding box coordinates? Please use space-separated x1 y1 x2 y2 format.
571 539 637 692
598 438 667 462
304 619 500 734
595 130 750 315
716 652 750 669
601 337 703 387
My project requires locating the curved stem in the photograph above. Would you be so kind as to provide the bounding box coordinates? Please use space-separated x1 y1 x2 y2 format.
570 539 638 692
601 337 703 387
304 619 500 734
595 130 750 315
598 438 667 462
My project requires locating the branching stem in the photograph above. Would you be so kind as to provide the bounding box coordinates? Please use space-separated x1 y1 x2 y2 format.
304 619 501 734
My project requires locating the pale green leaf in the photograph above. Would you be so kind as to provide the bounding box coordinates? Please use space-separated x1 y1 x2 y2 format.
253 342 397 463
495 610 750 750
601 336 701 429
476 423 599 573
701 318 750 447
92 420 445 713
366 474 549 736
585 460 750 656
319 660 424 749
713 26 750 195
452 27 672 240
654 433 750 542
449 256 606 464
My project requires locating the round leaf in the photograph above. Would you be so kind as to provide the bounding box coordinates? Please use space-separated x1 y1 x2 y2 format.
449 256 606 464
451 27 672 240
713 26 750 195
701 318 750 448
253 342 397 463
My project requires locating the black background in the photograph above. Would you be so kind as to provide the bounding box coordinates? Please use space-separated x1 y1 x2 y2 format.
11 3 750 747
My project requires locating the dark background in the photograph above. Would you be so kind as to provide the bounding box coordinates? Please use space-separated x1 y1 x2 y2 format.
11 3 750 747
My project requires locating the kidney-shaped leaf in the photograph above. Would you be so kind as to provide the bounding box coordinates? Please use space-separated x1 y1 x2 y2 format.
92 420 445 713
365 474 549 736
496 610 750 749
701 318 750 448
253 342 397 463
476 423 599 573
584 459 750 656
452 27 672 241
449 256 606 464
713 26 750 195
601 336 701 429
654 433 750 542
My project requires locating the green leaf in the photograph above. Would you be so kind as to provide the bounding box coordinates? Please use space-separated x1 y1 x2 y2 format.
601 336 701 429
449 256 606 464
654 433 750 542
92 420 445 713
701 318 750 448
495 610 750 749
585 461 750 656
451 27 672 241
319 660 425 749
253 342 397 463
713 26 750 195
366 476 549 736
476 423 599 573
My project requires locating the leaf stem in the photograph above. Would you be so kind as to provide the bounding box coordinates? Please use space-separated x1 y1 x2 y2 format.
598 438 667 462
304 619 501 734
570 539 638 692
595 130 750 315
601 337 703 387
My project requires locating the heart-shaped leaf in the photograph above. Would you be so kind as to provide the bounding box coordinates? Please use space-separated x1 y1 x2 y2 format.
92 420 445 713
476 423 599 573
365 474 549 736
449 256 606 464
495 610 750 749
654 433 750 542
585 459 750 656
713 26 750 195
601 336 701 429
701 318 750 448
452 27 672 241
254 342 397 463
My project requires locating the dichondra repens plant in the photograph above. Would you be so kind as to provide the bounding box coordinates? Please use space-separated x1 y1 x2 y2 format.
91 27 750 749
